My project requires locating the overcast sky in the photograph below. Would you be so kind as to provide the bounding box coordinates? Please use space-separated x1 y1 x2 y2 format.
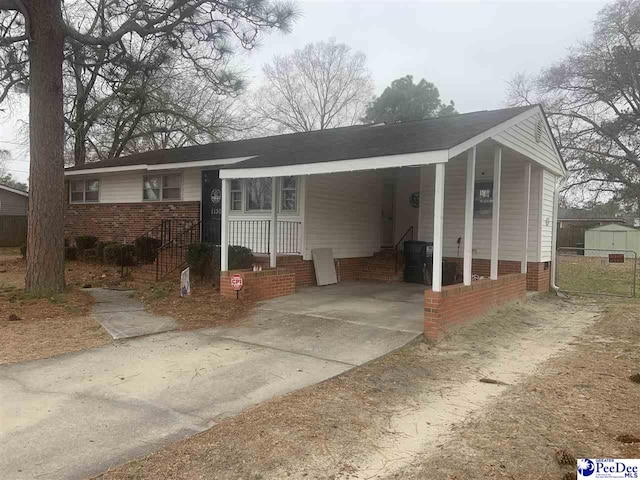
0 0 607 185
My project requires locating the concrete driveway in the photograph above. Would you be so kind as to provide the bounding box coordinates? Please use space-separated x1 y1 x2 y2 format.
0 282 424 480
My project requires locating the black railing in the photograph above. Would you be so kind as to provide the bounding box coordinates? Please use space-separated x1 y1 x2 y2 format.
394 225 414 272
278 221 302 254
120 218 199 279
154 221 202 281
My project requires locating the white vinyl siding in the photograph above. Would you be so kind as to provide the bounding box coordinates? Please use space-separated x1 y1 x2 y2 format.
304 171 382 260
492 113 563 175
0 189 28 216
418 152 543 262
77 168 201 203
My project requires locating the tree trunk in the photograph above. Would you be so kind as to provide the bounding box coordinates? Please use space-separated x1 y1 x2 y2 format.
25 0 65 295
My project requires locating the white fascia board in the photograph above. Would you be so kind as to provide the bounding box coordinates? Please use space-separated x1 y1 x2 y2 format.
219 150 448 179
0 184 28 196
64 156 255 176
448 107 539 159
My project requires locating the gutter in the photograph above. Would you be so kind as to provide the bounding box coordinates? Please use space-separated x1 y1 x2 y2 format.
550 175 567 294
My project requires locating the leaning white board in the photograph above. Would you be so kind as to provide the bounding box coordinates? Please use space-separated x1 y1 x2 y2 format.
312 248 338 286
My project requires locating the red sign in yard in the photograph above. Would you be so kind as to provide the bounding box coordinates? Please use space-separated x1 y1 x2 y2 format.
609 253 625 264
231 274 244 291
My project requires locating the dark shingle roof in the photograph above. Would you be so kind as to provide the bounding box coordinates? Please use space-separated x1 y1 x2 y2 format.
66 105 535 172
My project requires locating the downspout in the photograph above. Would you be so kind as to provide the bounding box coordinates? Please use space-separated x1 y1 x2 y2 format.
550 176 566 293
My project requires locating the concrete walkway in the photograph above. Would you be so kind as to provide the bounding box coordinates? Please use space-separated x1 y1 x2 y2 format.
0 282 424 480
89 288 177 339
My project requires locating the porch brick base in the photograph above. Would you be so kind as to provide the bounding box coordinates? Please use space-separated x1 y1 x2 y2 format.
424 273 527 341
64 201 200 243
220 268 296 301
444 258 551 293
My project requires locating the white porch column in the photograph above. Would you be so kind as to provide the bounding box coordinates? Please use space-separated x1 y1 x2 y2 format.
432 163 446 292
490 146 502 280
269 176 278 268
220 178 230 271
521 162 532 274
463 147 476 286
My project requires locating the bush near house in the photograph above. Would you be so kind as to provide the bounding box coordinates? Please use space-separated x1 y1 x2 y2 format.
74 235 98 253
133 236 162 264
186 243 254 279
103 242 135 266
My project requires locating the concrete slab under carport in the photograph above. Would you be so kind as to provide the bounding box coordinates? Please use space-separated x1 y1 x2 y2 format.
254 281 425 335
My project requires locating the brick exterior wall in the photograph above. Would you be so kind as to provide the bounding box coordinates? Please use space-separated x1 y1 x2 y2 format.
64 201 200 243
444 257 551 293
220 268 296 301
424 273 527 341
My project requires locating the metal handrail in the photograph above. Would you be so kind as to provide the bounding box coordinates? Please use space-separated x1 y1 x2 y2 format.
394 225 414 272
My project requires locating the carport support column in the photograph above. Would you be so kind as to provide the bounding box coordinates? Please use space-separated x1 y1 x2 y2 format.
270 176 278 268
463 147 476 286
432 163 446 292
521 162 532 274
221 178 230 271
490 146 502 280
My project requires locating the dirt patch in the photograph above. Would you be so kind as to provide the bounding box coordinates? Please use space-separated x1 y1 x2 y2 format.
0 258 118 365
97 295 611 480
0 287 111 365
134 280 254 330
395 299 640 480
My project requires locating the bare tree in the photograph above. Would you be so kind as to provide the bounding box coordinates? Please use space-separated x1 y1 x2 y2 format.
506 0 640 212
0 0 296 295
253 38 374 134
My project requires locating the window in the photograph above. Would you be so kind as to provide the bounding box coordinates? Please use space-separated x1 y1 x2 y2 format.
70 179 99 203
246 177 272 211
143 174 182 201
474 180 493 217
280 176 297 212
230 179 242 211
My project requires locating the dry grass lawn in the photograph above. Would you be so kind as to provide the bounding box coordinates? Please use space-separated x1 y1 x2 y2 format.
557 254 640 297
0 255 120 365
95 295 640 480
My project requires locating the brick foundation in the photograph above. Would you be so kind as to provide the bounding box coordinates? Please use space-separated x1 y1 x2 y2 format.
64 201 200 243
424 273 527 341
444 258 551 293
220 268 296 301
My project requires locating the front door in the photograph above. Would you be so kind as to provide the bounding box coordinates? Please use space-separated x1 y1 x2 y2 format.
201 170 222 244
381 182 395 247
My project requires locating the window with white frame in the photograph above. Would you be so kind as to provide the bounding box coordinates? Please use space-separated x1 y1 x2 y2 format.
280 176 297 212
230 179 242 211
246 177 272 211
70 179 100 203
143 173 182 201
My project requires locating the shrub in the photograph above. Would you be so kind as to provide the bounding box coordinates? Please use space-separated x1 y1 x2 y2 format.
229 245 254 270
186 242 219 278
134 236 162 264
75 235 98 252
64 246 78 261
19 244 26 259
103 242 135 266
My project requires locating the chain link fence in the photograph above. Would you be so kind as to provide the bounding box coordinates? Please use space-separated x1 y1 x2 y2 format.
556 247 638 297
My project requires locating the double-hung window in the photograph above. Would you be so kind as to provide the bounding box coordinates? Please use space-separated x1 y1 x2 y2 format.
246 177 272 211
143 173 182 201
280 176 297 212
230 180 243 211
70 179 100 203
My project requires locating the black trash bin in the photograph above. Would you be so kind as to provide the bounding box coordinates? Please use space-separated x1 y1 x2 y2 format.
403 240 433 284
576 242 585 255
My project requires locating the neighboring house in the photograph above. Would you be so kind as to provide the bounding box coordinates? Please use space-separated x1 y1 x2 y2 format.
0 183 29 247
64 105 565 339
